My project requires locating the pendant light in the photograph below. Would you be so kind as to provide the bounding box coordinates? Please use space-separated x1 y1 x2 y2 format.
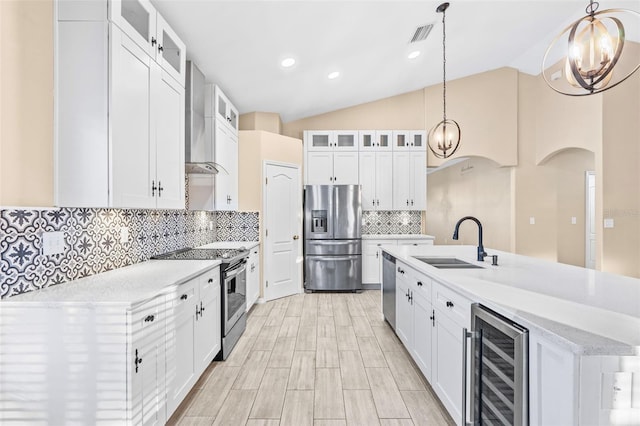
542 0 640 96
428 2 461 160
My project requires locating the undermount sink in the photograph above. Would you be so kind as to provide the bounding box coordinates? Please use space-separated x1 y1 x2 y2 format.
413 257 484 269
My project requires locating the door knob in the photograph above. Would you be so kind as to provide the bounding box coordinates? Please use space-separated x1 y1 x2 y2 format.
293 235 299 240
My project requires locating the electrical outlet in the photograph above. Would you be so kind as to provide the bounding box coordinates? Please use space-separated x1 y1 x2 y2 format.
604 218 615 228
120 227 129 244
42 231 65 256
529 217 535 225
571 217 577 225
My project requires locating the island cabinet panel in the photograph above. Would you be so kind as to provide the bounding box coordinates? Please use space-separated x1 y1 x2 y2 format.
529 333 578 425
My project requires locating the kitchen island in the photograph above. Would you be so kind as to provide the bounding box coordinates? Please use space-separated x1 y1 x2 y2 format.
381 244 640 426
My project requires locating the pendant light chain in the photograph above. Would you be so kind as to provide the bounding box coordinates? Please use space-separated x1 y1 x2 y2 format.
442 6 447 122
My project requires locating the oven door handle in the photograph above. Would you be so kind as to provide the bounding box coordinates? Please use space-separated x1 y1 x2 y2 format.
462 328 481 426
225 262 247 279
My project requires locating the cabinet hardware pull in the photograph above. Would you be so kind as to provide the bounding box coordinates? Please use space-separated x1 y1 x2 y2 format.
158 181 163 197
144 314 155 322
200 301 205 313
417 281 422 287
406 200 409 206
151 180 157 196
151 37 157 46
372 200 375 206
158 45 164 52
430 310 435 326
334 176 337 181
376 252 379 259
446 301 454 308
329 177 333 181
208 278 214 283
135 349 142 373
411 200 414 206
180 294 188 300
376 199 379 206
195 305 200 319
408 290 413 304
227 195 231 204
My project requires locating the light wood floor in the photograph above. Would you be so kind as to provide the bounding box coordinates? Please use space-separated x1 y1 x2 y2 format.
168 290 455 426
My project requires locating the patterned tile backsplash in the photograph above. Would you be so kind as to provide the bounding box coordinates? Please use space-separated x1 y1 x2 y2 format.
362 211 422 235
0 208 260 299
216 211 260 241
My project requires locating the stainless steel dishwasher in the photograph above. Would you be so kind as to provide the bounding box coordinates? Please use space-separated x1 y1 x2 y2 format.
381 251 396 330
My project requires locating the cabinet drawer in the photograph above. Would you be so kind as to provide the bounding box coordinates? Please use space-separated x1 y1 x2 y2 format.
396 261 431 300
433 282 471 327
169 278 198 313
131 296 166 336
199 267 220 292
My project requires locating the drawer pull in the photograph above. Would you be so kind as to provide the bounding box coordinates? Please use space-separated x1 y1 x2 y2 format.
446 301 454 308
144 315 155 322
208 278 214 283
417 281 423 287
180 294 188 300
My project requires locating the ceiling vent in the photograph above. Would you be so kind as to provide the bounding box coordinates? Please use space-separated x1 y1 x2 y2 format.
409 23 434 43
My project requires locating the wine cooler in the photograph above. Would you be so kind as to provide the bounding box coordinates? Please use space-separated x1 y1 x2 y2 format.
463 303 529 426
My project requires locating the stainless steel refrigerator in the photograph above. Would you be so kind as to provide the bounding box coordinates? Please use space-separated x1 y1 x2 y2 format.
304 185 362 291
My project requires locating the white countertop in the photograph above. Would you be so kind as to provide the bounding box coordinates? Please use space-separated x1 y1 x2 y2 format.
383 245 640 355
1 260 221 307
363 234 435 240
198 241 260 250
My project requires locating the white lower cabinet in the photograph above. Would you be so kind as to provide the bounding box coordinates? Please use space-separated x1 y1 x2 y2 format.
130 296 167 426
0 266 221 425
246 246 261 311
363 240 396 284
393 261 470 426
166 267 221 417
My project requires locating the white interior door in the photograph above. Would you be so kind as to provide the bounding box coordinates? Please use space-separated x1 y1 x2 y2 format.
264 162 302 301
585 171 596 269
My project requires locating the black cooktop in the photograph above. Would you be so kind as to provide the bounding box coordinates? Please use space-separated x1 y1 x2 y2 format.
152 248 248 263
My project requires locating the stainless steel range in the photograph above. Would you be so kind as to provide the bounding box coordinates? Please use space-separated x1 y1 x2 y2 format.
153 247 249 359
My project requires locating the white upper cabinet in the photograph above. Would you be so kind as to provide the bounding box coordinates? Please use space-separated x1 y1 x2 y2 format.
214 120 239 210
155 14 186 86
359 152 392 210
393 130 427 151
214 85 239 133
359 130 392 151
109 0 186 86
393 152 426 210
307 131 358 151
55 2 186 209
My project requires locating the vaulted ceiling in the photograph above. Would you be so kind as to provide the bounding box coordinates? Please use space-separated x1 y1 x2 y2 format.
153 0 640 122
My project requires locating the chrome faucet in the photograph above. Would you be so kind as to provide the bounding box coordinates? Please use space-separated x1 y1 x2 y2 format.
452 216 487 262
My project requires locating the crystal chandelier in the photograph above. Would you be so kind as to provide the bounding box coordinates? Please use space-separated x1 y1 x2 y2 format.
543 0 640 96
428 2 461 160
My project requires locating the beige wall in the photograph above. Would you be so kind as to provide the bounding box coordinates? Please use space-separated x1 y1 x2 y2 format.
426 157 513 251
0 0 53 206
601 63 640 278
282 89 426 140
425 67 519 167
238 130 303 211
239 112 283 134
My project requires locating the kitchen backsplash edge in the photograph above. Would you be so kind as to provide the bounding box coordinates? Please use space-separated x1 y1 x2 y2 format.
0 208 259 299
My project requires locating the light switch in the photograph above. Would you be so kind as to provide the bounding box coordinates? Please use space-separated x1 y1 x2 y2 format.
604 218 615 228
571 217 577 225
120 227 129 244
529 217 535 225
42 231 65 255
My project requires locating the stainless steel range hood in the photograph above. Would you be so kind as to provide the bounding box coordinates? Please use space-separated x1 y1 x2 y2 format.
185 61 226 175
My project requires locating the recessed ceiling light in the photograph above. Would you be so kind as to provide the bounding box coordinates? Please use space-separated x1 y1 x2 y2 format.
408 50 421 59
281 57 296 68
328 71 340 80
